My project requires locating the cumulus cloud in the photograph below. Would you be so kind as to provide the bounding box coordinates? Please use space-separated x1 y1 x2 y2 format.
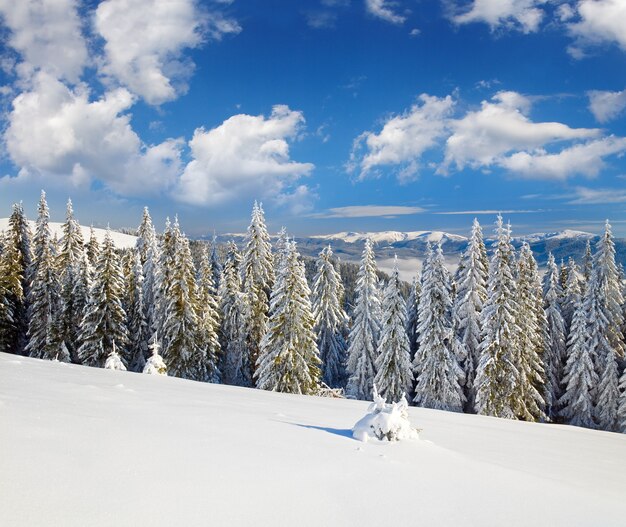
174 105 314 206
308 205 425 218
350 94 455 181
499 137 626 180
588 88 626 123
351 90 626 182
441 91 599 172
365 0 406 24
2 72 183 195
568 0 626 53
451 0 546 33
94 0 241 105
0 0 88 82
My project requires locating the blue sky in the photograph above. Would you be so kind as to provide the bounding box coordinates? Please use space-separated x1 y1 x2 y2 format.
1 0 626 237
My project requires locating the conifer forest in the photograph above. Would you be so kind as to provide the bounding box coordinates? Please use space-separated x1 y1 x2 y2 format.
2 192 625 434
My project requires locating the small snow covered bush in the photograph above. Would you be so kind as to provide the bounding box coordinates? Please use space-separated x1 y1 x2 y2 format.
104 351 126 371
143 338 167 375
352 386 419 442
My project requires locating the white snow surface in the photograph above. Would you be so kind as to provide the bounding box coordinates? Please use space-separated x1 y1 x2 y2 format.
311 230 468 244
0 218 138 249
1 353 625 527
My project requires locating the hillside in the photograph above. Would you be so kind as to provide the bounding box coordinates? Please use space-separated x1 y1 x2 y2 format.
1 353 624 527
0 219 138 249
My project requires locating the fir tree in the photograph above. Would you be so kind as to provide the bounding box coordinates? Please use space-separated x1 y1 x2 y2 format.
26 192 66 361
453 218 488 411
241 202 274 379
559 298 597 428
86 226 99 269
405 276 420 364
558 259 569 299
125 251 149 372
218 241 249 386
543 253 567 420
0 203 32 354
256 241 321 394
562 258 582 336
346 238 381 400
160 220 205 380
374 258 413 403
196 244 221 382
587 221 624 431
513 243 546 421
138 211 160 339
78 229 128 367
57 198 88 362
154 217 175 338
475 216 520 419
0 233 15 354
413 243 464 411
136 207 157 266
311 245 349 388
582 239 593 290
208 233 222 290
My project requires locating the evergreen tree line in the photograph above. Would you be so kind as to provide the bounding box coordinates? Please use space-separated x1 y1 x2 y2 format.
1 194 625 433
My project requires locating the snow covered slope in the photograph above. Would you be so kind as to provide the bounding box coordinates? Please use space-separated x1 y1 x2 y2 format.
1 353 624 527
0 218 137 249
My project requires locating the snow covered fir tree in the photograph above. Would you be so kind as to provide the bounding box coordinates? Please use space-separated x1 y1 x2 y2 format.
346 238 381 400
256 239 321 394
312 245 349 388
2 196 626 434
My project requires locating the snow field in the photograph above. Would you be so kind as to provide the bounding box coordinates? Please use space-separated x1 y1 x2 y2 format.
1 353 625 527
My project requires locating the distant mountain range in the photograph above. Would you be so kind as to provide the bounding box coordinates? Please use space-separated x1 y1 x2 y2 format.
213 228 622 280
4 218 621 280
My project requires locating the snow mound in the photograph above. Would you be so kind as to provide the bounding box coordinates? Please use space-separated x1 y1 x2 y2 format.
352 388 418 442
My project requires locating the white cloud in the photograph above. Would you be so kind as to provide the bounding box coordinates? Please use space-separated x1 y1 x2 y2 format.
499 137 626 180
309 205 425 218
556 3 575 22
567 186 626 205
174 105 314 206
365 0 406 24
588 88 626 123
306 11 338 29
435 209 544 215
350 94 455 181
94 0 241 105
451 0 546 33
274 185 318 215
2 72 182 196
0 0 88 82
351 90 625 182
569 0 626 52
441 91 599 172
